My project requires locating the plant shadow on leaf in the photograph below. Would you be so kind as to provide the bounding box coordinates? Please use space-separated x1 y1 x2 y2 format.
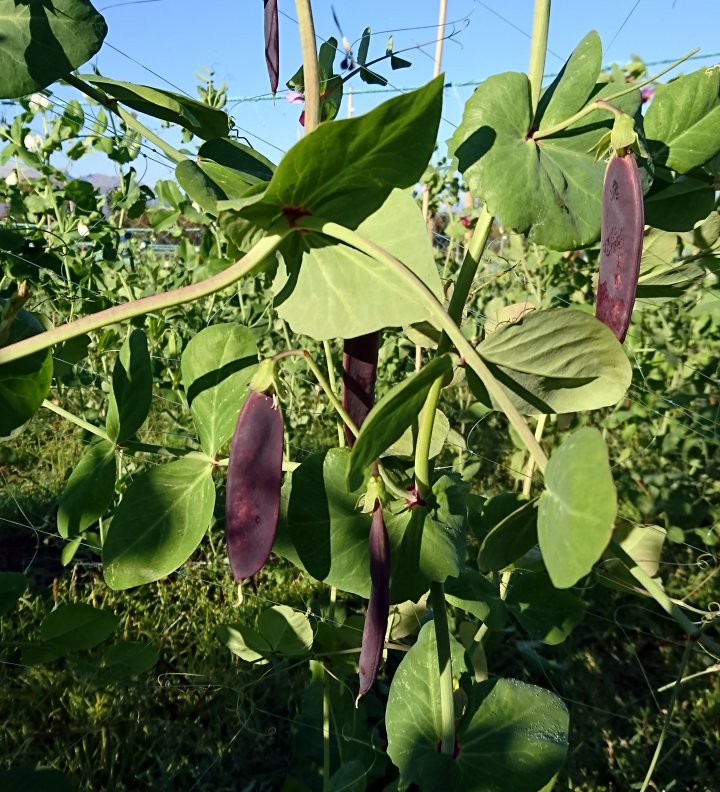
452 126 496 173
185 355 259 407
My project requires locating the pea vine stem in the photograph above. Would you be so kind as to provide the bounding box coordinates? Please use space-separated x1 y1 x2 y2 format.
528 0 551 114
299 218 549 473
0 231 287 365
610 539 720 658
41 399 211 462
430 580 456 755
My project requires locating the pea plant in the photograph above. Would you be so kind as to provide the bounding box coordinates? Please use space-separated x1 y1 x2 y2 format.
1 0 719 788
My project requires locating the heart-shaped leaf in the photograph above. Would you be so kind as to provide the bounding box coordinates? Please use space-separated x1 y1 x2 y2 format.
0 0 107 98
538 427 617 588
102 458 215 590
181 324 258 457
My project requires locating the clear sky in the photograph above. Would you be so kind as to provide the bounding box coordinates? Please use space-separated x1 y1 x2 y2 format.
44 0 720 183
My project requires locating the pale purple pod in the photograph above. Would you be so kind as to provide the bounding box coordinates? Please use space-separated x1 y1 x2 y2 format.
342 332 379 447
263 0 280 96
357 503 390 699
595 151 645 343
225 390 283 580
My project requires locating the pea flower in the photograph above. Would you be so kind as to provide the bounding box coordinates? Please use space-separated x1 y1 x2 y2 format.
23 133 43 152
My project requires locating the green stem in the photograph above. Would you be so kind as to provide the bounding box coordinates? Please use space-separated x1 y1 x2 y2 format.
42 399 107 441
533 49 698 141
274 349 360 439
522 414 547 498
63 73 186 164
610 539 720 657
41 400 212 461
294 0 321 132
322 339 345 448
639 639 693 792
469 569 512 665
322 666 331 792
0 232 286 366
430 581 455 755
440 206 494 341
528 0 551 115
415 207 495 483
298 219 548 472
414 376 443 497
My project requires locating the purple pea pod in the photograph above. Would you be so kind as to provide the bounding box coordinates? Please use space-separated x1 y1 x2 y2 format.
595 151 644 343
357 502 390 700
225 390 283 580
263 0 280 95
342 332 379 447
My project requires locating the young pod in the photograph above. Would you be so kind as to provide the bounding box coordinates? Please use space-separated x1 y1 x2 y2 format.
595 151 644 342
357 502 390 700
225 390 283 581
342 332 379 447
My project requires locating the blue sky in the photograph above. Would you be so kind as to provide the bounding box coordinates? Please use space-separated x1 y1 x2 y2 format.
42 0 720 182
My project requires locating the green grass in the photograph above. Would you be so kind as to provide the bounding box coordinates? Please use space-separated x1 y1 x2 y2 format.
1 538 324 791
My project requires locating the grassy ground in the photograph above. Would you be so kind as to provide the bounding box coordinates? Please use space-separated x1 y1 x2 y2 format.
1 405 719 791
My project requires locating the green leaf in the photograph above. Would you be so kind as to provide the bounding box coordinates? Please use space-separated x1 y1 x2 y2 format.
175 159 226 213
506 572 586 645
102 458 216 590
644 67 720 173
197 138 274 199
272 189 444 339
330 761 366 792
538 427 617 588
0 305 53 437
275 449 464 601
238 76 444 232
258 605 313 656
470 309 632 414
477 498 539 572
386 622 569 789
0 572 27 616
637 227 703 299
357 27 371 66
0 0 107 99
40 603 119 652
347 354 453 490
103 641 159 673
601 523 666 591
83 75 230 140
445 568 507 630
181 323 258 457
644 172 716 232
450 71 640 250
106 328 152 444
216 623 271 663
53 333 90 380
535 31 602 130
57 438 116 539
386 408 449 458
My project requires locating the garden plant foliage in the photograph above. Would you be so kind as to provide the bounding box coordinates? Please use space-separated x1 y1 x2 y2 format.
1 1 719 790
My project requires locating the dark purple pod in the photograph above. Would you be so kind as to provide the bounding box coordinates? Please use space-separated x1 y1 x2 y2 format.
226 390 283 580
342 332 379 447
357 503 390 700
595 151 644 343
263 0 279 96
